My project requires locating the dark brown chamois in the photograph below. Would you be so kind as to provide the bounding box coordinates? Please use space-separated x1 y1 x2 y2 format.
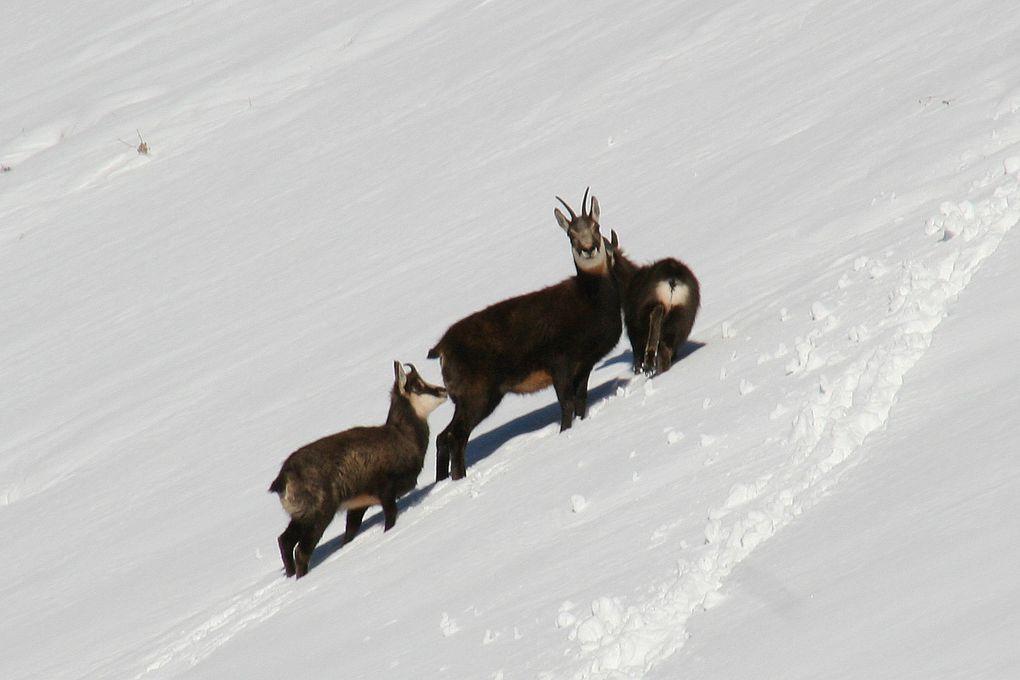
268 362 447 578
428 189 622 481
610 231 701 375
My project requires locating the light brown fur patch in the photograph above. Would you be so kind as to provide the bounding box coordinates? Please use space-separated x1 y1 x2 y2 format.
510 370 554 394
341 494 382 510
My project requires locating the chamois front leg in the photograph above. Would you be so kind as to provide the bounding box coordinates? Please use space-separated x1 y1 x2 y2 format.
381 486 400 531
552 366 579 431
642 305 665 375
571 364 594 421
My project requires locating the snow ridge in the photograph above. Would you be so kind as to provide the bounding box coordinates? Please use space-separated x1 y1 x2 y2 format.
561 160 1020 679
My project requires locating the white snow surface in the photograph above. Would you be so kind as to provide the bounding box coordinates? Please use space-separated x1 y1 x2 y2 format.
2 1 1019 679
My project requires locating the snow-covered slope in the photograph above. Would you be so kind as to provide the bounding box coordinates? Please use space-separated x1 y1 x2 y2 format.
2 1 1018 679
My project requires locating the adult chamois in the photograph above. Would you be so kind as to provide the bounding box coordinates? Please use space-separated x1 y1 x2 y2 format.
269 362 447 578
428 189 622 481
609 231 701 375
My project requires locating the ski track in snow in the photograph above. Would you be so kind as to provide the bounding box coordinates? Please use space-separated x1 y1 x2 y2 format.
557 160 1020 680
91 577 296 680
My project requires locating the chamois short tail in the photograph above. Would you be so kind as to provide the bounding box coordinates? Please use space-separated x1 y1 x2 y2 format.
427 345 441 360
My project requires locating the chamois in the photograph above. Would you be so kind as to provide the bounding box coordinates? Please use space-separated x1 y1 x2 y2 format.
428 189 622 481
610 231 701 375
268 362 447 578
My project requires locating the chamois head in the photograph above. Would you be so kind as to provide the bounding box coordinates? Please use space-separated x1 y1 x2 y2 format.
394 361 448 418
554 188 612 275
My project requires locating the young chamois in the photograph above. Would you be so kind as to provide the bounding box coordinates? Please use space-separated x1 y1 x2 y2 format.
610 231 701 375
428 189 622 481
268 362 447 578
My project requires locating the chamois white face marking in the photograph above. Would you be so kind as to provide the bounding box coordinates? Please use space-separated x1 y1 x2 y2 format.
409 390 448 419
572 238 608 273
656 279 692 309
398 363 447 418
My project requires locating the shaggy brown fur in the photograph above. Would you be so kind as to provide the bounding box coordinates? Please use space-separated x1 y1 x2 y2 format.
428 190 622 481
269 362 447 578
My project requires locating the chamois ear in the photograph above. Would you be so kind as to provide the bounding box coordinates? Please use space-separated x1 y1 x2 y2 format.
610 229 619 251
589 195 600 222
554 207 571 232
394 360 407 392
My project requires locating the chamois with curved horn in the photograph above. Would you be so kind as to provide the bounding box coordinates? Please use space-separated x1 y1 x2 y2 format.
428 190 622 481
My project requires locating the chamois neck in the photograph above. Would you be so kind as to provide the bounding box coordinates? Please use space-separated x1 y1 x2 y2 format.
611 249 638 291
386 392 430 450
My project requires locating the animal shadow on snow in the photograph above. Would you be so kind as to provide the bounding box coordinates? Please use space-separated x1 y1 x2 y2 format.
309 344 704 568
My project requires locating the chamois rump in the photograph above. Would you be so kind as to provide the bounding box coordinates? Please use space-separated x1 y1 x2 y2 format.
269 362 447 578
610 232 701 375
428 189 622 482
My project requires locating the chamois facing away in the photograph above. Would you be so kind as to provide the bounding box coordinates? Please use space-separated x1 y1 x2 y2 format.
268 362 447 578
610 231 701 375
428 189 622 482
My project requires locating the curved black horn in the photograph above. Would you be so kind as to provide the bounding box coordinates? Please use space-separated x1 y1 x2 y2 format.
555 196 576 221
581 187 591 217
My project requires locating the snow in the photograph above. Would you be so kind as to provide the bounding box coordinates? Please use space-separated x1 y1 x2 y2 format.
2 1 1019 679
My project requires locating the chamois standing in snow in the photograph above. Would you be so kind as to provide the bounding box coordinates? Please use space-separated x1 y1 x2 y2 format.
428 189 622 481
269 362 447 578
609 232 700 375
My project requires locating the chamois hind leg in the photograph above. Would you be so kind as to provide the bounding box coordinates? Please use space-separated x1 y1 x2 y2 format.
343 507 368 545
552 363 582 431
294 515 332 579
656 341 675 375
437 390 502 481
278 520 302 577
656 311 694 375
642 305 666 375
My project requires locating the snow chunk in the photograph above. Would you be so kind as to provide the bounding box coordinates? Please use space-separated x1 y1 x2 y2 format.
810 301 831 321
571 494 589 513
440 612 460 637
